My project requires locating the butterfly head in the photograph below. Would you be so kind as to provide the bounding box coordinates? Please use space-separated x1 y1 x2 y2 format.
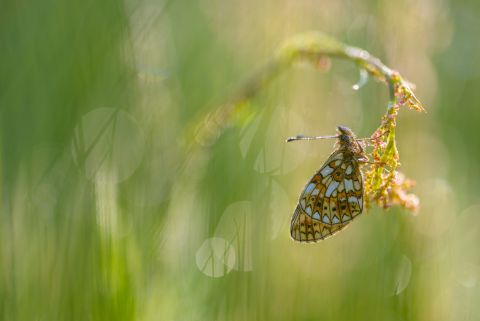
337 126 356 145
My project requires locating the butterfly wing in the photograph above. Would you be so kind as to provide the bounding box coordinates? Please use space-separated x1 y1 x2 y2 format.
290 150 364 242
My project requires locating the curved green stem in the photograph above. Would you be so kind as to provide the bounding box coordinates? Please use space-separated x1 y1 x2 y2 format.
190 31 422 148
183 31 424 212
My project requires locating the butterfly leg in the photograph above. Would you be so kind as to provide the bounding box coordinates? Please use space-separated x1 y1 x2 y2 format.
358 159 387 166
355 130 390 145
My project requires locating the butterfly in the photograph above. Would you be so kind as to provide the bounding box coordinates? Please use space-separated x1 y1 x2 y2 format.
287 126 368 242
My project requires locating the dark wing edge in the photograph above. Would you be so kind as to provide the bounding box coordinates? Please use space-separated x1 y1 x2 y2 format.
290 204 350 243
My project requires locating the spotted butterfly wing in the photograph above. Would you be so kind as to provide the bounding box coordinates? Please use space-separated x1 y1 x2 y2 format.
290 150 364 242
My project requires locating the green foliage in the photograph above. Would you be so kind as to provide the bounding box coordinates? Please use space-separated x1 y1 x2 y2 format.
1 1 480 321
195 31 424 213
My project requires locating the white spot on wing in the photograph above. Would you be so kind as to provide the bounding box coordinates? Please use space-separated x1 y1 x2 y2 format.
331 152 343 160
345 179 353 192
333 160 341 167
332 216 340 224
342 214 351 222
346 165 353 175
305 206 312 215
320 166 334 177
300 199 306 209
348 196 359 206
305 183 315 193
354 180 361 190
311 188 319 196
313 212 320 220
322 215 330 224
325 181 340 197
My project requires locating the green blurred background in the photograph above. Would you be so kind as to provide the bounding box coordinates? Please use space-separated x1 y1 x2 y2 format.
1 0 480 320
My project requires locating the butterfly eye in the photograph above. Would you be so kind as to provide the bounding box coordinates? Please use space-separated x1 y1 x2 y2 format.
340 135 349 142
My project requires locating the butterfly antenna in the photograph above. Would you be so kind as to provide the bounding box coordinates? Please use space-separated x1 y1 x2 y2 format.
286 134 339 143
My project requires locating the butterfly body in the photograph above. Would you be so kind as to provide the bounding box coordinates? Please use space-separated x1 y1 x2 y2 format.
290 126 367 242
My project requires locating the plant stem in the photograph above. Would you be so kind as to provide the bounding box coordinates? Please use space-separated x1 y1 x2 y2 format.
191 31 414 147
